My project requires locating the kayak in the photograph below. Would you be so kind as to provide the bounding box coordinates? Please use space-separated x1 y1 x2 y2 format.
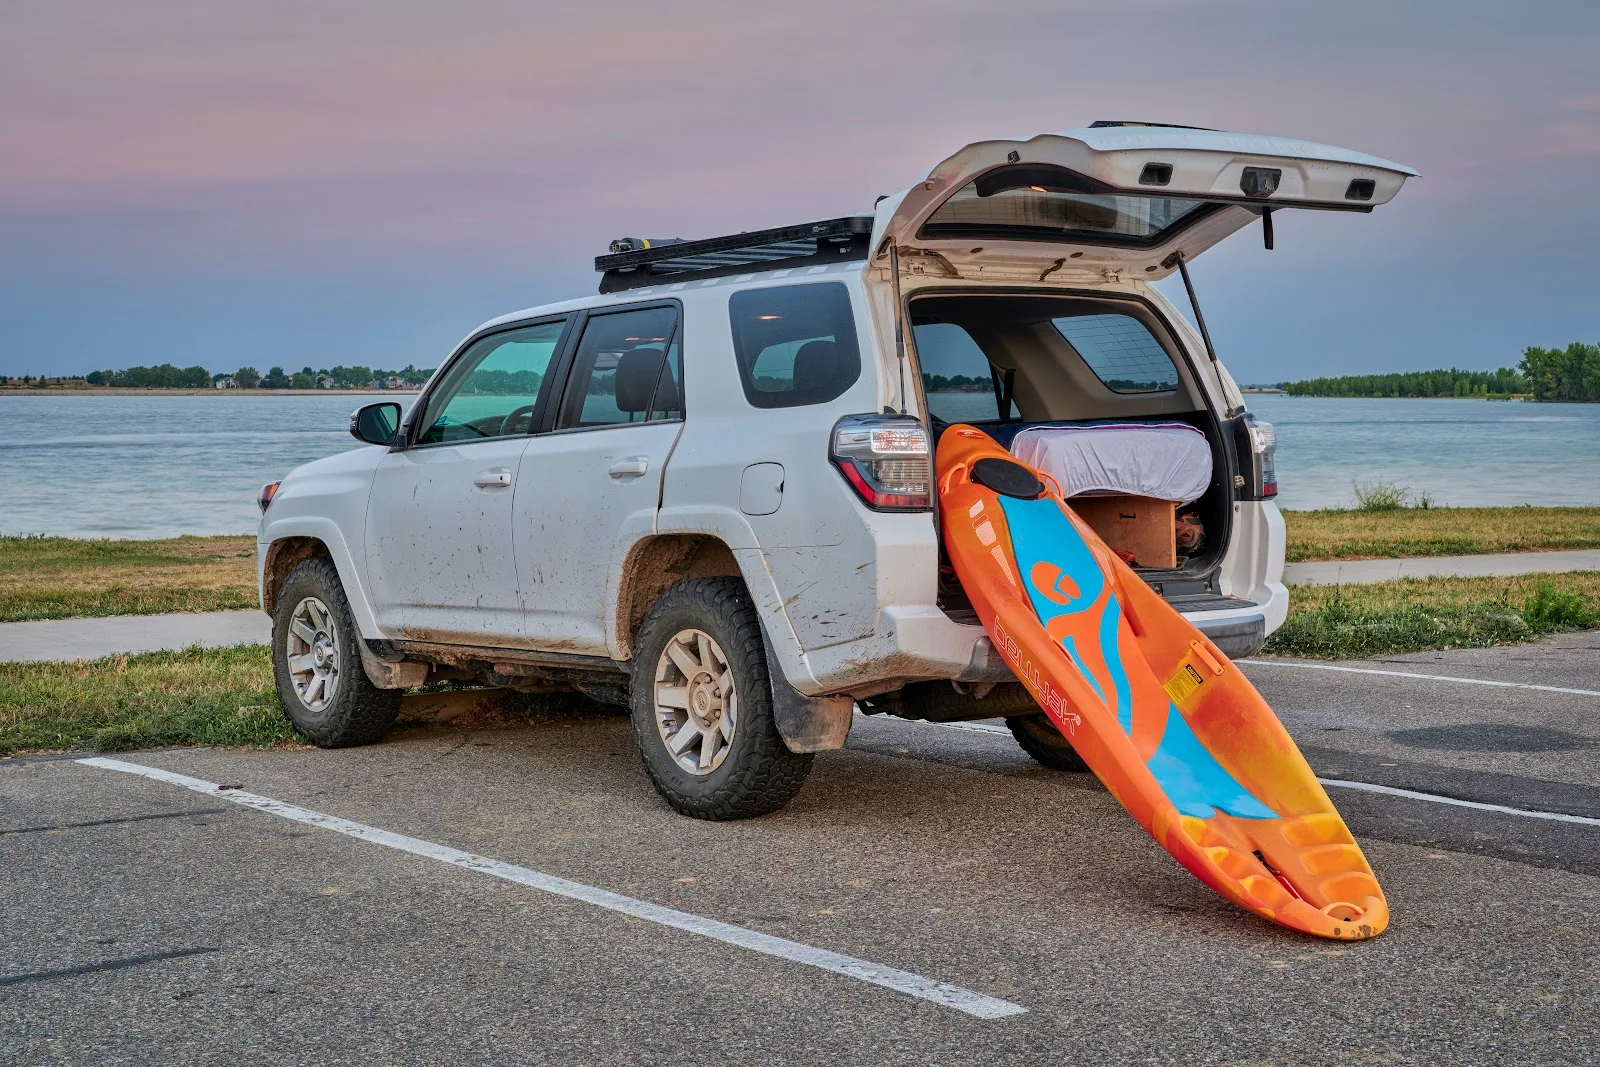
937 426 1387 939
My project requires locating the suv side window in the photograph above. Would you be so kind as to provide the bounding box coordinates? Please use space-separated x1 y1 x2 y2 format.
914 322 1003 424
728 282 860 409
414 319 566 445
1051 313 1179 393
556 305 682 429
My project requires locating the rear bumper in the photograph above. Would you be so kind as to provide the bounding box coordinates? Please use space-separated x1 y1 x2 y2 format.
798 584 1285 695
1190 612 1266 658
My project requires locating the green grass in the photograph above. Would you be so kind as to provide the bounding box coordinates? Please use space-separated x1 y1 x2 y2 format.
1281 506 1600 562
0 534 257 622
0 644 613 756
1265 572 1600 658
0 644 291 755
3 574 1597 754
5 509 1599 623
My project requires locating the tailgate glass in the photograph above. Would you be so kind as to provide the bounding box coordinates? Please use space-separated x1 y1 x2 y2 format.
921 180 1220 248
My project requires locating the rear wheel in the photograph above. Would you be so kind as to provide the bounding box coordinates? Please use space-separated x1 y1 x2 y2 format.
629 577 812 820
1007 712 1090 772
271 558 402 747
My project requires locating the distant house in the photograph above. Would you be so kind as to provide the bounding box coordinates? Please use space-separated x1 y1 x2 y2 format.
317 375 335 389
215 377 237 389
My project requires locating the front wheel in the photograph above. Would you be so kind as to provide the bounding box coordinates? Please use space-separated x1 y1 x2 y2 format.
629 577 812 820
271 558 402 747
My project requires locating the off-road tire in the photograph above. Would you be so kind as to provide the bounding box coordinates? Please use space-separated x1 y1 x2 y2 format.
1007 711 1091 772
272 557 402 747
629 577 812 820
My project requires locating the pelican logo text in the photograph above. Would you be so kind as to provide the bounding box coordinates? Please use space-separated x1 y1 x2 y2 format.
993 619 1081 734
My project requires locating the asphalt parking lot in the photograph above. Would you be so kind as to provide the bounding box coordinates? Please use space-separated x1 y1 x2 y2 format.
3 632 1598 1066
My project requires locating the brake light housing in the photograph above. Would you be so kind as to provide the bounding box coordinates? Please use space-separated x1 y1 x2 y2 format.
1231 413 1278 500
830 414 932 511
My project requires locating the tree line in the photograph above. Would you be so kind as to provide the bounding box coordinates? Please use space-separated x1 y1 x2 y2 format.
922 373 992 393
1518 342 1600 402
79 363 433 389
1281 343 1600 402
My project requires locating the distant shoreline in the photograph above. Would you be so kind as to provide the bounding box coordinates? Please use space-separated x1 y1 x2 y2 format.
0 388 421 397
1248 392 1532 401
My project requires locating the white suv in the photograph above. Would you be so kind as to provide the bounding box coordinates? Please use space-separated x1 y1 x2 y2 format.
258 123 1413 818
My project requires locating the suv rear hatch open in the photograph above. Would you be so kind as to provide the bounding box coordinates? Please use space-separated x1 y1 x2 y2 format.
871 122 1416 282
871 124 1416 627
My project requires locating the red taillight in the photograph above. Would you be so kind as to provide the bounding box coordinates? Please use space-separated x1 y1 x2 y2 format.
259 481 281 513
830 414 932 511
1232 414 1278 501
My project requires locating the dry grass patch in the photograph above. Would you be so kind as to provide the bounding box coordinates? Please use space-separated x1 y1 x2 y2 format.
1283 506 1600 562
1266 572 1600 658
0 534 257 622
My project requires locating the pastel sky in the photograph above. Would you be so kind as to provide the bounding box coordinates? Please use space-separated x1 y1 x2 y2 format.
3 0 1598 383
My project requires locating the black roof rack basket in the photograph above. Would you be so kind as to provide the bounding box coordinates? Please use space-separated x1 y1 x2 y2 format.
596 216 874 293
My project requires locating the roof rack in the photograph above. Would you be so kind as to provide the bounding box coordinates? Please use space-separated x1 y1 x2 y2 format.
596 216 875 293
1088 119 1217 131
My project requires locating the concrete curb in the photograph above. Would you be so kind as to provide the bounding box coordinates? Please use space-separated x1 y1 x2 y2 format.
1284 549 1600 586
0 610 270 664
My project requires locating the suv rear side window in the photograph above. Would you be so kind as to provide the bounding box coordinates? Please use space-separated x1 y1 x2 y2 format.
556 305 682 429
415 319 566 445
1051 313 1179 393
728 282 860 408
914 322 1003 424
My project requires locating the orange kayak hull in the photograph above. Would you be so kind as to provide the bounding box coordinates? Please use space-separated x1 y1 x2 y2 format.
937 426 1387 940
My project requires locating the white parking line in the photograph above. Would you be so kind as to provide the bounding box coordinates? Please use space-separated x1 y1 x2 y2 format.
76 756 1026 1021
913 720 1013 736
1316 778 1600 827
876 717 1600 829
1238 659 1600 699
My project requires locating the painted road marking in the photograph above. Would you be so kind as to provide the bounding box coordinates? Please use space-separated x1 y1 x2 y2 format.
869 716 1600 829
1316 778 1600 827
76 757 1025 1021
913 720 1013 736
1239 659 1600 699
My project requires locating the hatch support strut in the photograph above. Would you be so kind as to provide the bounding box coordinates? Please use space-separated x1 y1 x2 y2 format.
888 241 909 415
1166 250 1244 419
1167 250 1219 371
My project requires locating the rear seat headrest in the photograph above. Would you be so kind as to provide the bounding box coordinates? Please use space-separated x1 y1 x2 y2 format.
792 340 840 393
614 347 678 413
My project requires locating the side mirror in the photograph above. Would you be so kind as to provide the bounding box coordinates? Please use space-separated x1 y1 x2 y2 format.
350 402 401 446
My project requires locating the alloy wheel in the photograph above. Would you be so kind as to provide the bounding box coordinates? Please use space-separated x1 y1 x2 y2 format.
653 628 737 775
286 596 340 712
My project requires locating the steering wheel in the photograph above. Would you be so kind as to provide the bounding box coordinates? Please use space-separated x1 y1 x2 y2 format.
499 404 539 436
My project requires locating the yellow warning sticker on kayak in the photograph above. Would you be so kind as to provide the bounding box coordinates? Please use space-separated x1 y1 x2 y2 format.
1163 660 1207 704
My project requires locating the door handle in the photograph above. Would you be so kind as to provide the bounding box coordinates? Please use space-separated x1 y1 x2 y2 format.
473 467 513 488
608 456 649 479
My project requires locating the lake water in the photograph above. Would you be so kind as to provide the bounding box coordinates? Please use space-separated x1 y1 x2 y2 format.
1 393 1596 538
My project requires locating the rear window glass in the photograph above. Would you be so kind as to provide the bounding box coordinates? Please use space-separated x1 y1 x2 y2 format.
728 282 860 409
1052 314 1179 393
920 170 1213 247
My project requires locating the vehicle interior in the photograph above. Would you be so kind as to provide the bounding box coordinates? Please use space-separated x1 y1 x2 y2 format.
910 290 1236 617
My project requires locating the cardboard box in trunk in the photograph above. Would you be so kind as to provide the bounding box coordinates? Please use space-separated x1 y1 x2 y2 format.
1068 494 1177 569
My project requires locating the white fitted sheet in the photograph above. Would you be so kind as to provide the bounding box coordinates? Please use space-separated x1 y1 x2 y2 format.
1009 421 1213 504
